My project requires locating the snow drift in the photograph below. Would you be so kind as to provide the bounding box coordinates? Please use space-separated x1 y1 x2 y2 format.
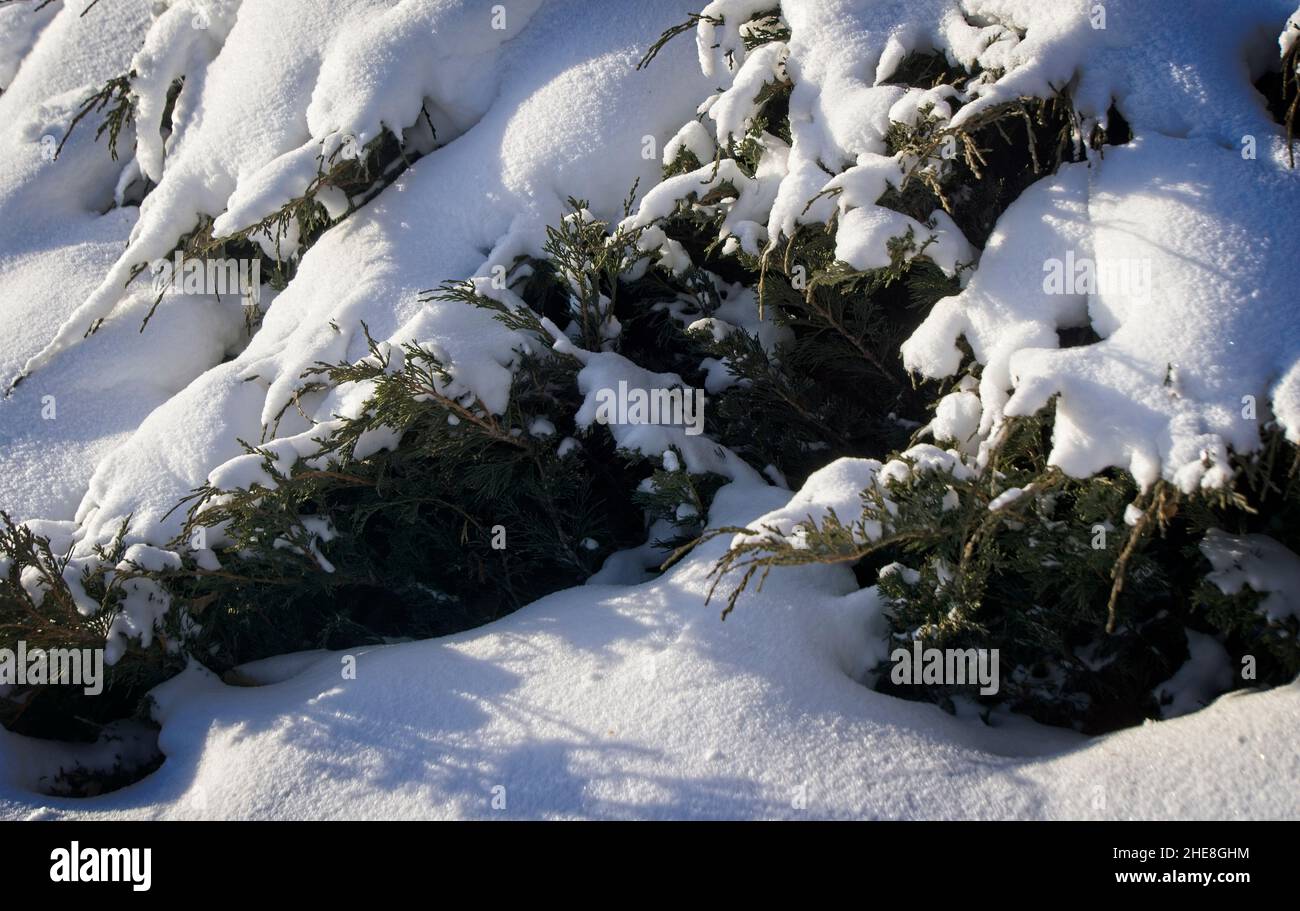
1 0 1298 818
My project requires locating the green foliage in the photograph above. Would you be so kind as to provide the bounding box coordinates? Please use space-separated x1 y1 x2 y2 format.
172 331 633 660
0 514 182 740
134 214 272 334
637 12 722 71
133 129 423 337
535 200 645 350
698 414 1300 732
635 9 1280 733
57 73 134 161
685 246 958 486
883 92 1083 246
636 7 786 72
730 79 793 168
5 5 1296 758
0 198 733 740
633 454 725 549
634 15 1098 494
210 129 413 270
152 205 694 671
0 513 119 656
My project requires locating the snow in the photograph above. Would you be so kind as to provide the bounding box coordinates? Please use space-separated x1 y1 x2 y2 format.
624 155 786 260
1201 528 1300 623
0 721 158 798
987 487 1025 512
662 119 715 168
900 0 1300 491
685 0 1300 493
928 378 981 455
565 346 761 482
1 478 1296 819
51 0 717 553
1004 135 1300 491
0 1 247 524
0 0 58 91
707 39 788 149
949 0 1293 146
1155 629 1236 720
0 0 1298 819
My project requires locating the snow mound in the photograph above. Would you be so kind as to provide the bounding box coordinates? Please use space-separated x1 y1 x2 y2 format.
897 0 1300 489
2 477 1295 819
0 0 716 549
1 0 1298 820
0 0 251 523
639 0 1300 490
905 133 1300 491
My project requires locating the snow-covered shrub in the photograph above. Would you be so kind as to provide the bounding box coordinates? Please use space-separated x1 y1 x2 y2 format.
1 195 749 732
0 513 181 740
700 418 1300 732
4 0 1300 748
653 1 1300 729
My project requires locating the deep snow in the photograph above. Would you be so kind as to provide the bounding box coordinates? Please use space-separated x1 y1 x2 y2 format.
0 0 1298 819
3 480 1297 819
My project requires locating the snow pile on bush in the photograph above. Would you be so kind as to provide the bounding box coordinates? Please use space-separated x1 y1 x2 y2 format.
0 0 1298 816
669 0 1300 492
3 476 1298 819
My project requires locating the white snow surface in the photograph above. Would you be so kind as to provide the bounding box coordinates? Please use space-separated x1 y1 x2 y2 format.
1201 528 1300 623
0 0 246 523
2 479 1297 820
897 0 1300 491
47 0 718 551
1 0 1298 818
